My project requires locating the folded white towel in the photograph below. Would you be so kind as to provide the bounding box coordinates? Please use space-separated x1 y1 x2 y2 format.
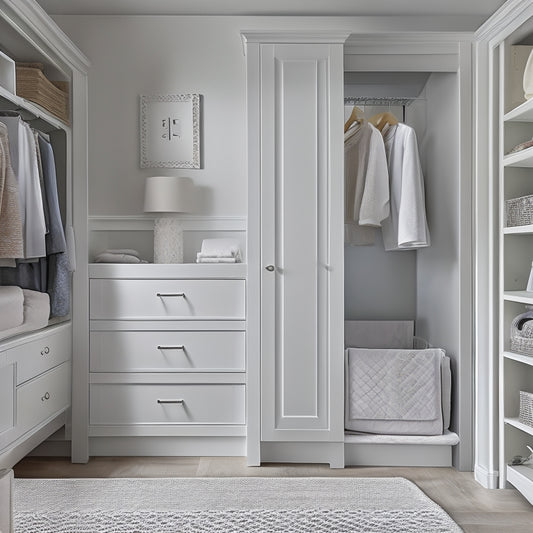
0 286 24 330
0 289 50 341
196 255 237 263
93 252 146 264
199 239 242 261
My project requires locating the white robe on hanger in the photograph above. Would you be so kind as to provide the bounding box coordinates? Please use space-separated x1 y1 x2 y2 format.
381 123 430 251
344 120 390 246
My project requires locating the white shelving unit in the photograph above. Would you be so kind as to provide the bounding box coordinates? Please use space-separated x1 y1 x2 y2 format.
499 36 533 504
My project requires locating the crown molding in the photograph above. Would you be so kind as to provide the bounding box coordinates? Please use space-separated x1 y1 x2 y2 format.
476 0 533 45
241 30 350 44
1 0 90 73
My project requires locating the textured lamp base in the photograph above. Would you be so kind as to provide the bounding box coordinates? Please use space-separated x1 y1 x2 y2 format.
153 217 184 263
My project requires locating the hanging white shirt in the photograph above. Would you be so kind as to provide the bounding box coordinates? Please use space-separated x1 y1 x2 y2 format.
381 123 430 251
344 120 390 246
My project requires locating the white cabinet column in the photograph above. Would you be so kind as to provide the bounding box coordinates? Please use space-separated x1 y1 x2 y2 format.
243 33 346 460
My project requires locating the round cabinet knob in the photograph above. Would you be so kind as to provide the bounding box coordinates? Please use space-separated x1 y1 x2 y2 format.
265 265 275 272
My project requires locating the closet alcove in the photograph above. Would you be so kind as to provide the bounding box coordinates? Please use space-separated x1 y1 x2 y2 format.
343 65 470 468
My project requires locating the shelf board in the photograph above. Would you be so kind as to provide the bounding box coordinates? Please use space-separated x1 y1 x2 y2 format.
503 351 533 366
507 465 533 505
504 224 533 235
0 84 70 132
505 417 533 437
503 146 533 167
504 98 533 122
503 291 533 304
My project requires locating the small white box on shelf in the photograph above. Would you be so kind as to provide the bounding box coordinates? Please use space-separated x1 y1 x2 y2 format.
0 50 16 94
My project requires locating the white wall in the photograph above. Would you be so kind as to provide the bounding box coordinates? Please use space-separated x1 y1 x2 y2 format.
53 15 482 219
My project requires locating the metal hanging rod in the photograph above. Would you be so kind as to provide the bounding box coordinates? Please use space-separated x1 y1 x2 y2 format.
344 96 425 107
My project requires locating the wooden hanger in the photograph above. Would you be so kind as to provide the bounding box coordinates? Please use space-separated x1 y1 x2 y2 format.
369 111 399 133
344 106 364 133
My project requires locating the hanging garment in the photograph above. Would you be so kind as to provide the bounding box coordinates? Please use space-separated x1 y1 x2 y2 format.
381 123 430 251
38 133 70 317
0 122 23 261
344 120 390 245
0 116 47 259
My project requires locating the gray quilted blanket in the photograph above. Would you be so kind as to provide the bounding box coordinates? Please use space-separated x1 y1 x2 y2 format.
346 348 443 421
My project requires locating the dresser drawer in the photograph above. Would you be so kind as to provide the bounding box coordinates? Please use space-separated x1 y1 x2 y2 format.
90 279 245 320
0 363 14 436
17 362 70 433
90 330 245 372
90 383 245 425
10 326 71 385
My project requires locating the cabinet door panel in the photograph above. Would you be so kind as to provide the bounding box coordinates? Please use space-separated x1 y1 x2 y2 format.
260 43 344 441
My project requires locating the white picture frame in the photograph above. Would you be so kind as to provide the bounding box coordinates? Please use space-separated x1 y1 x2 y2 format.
140 93 200 168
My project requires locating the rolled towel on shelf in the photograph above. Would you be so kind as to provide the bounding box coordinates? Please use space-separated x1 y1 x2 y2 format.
0 286 24 331
93 251 147 264
197 238 242 263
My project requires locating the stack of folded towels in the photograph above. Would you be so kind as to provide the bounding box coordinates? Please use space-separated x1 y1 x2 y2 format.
196 238 242 263
93 249 148 264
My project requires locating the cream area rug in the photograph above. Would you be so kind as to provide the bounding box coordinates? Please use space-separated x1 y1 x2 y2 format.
14 477 463 532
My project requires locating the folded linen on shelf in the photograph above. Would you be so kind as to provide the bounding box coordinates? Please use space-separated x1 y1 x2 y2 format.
196 255 237 263
93 250 147 264
345 347 444 435
0 289 50 341
0 286 24 330
196 238 242 263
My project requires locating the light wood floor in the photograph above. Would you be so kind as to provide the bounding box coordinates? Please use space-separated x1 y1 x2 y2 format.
14 456 533 533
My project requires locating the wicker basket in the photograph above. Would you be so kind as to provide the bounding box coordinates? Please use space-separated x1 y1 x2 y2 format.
15 63 69 124
519 391 533 428
510 310 533 356
505 194 533 227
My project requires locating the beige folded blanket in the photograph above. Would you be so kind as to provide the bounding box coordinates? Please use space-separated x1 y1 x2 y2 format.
0 285 24 330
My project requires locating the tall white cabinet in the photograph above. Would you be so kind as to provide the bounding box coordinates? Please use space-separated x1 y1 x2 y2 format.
244 34 346 466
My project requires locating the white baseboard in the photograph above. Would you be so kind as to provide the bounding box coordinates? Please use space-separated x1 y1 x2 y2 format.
260 442 344 468
345 443 453 467
474 464 499 489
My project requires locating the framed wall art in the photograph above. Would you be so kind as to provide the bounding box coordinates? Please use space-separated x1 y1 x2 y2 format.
140 93 200 168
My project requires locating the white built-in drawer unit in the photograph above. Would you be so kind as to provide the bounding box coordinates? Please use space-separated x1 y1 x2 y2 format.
90 383 245 425
0 323 72 465
90 279 245 320
90 330 245 372
88 264 247 446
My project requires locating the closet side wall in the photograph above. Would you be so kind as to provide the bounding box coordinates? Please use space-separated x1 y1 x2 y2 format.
416 71 473 469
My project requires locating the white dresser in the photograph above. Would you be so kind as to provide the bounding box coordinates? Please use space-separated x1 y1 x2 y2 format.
88 263 246 456
0 323 71 468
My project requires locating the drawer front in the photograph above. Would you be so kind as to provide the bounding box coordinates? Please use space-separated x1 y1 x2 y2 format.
90 383 245 425
10 326 71 385
17 362 70 432
90 279 245 320
90 330 245 372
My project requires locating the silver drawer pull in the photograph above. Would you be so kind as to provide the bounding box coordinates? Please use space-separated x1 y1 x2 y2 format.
157 292 185 297
157 345 185 350
40 346 50 356
157 399 185 405
41 392 50 401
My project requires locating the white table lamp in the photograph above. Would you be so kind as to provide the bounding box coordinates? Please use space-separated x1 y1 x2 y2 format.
144 176 195 263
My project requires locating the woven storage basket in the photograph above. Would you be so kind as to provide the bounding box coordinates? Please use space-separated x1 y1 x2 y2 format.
15 63 69 124
505 194 533 227
519 391 533 428
510 310 533 356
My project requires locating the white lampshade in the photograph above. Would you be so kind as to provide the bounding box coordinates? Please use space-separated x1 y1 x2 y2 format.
143 176 195 213
143 176 196 264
